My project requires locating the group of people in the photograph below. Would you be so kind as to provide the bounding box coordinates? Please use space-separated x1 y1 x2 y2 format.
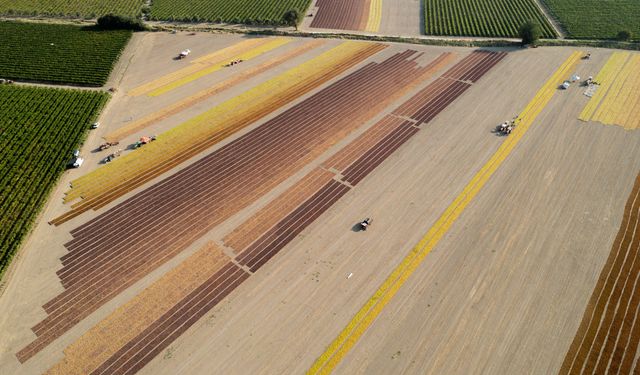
226 59 244 67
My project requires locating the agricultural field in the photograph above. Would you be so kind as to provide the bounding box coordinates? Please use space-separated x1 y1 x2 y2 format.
423 0 556 38
543 0 640 40
0 0 143 18
149 0 312 24
0 22 131 86
2 31 640 375
0 85 107 280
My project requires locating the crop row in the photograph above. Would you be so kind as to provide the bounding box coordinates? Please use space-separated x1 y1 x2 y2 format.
149 0 312 24
0 85 108 279
542 0 640 40
0 0 143 18
0 21 131 86
424 0 556 38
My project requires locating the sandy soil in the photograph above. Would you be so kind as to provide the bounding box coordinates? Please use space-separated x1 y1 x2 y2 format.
1 30 639 375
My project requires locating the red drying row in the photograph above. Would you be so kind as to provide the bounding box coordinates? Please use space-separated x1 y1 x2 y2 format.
560 172 640 375
310 0 370 31
17 49 435 363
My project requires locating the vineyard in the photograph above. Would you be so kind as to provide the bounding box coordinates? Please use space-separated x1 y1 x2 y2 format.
543 0 640 40
0 85 108 279
0 0 143 18
0 21 131 86
423 0 556 38
149 0 312 24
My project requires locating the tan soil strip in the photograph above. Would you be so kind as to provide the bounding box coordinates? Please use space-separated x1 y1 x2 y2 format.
559 172 640 374
44 242 230 375
104 39 326 142
127 38 269 97
223 168 334 252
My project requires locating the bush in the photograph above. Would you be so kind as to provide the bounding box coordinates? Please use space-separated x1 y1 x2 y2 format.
519 20 541 46
617 30 632 41
283 9 301 30
97 14 146 31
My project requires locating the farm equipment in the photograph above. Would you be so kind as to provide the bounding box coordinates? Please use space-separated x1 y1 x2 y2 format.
90 122 100 129
98 141 120 151
70 157 84 168
359 218 372 231
494 116 518 136
0 78 14 84
178 49 191 59
582 53 591 60
102 149 123 163
132 135 157 149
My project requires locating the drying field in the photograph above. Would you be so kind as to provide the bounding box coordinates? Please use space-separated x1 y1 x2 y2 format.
423 0 555 38
149 0 312 24
0 86 107 279
307 0 381 32
543 0 640 40
1 31 640 375
0 21 131 86
0 0 142 19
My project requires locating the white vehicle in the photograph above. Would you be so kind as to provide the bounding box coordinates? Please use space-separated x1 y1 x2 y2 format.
561 81 571 90
178 49 191 59
71 157 84 168
91 122 100 129
72 149 80 157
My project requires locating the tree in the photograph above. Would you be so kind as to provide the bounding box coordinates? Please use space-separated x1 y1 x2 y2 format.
518 20 540 46
283 9 300 30
617 30 632 41
97 14 146 31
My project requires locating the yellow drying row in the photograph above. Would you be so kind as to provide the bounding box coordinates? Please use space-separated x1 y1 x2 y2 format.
128 37 291 97
307 51 583 375
365 0 383 32
104 39 326 142
588 54 640 130
64 42 384 204
46 243 229 375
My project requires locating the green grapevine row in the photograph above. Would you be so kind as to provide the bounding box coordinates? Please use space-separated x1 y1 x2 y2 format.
424 0 556 38
0 22 131 86
0 0 143 18
543 0 640 40
150 0 312 24
0 85 108 278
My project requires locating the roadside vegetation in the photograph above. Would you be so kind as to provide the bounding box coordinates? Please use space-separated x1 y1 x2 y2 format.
149 0 311 25
0 21 131 86
423 0 556 38
0 0 143 18
0 85 108 279
542 0 639 40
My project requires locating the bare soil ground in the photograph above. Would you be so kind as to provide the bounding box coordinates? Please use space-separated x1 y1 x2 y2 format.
1 30 639 375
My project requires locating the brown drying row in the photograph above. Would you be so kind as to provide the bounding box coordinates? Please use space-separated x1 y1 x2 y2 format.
559 171 640 375
45 243 230 375
18 49 438 362
49 43 386 226
44 48 508 375
238 180 351 272
91 263 249 375
310 0 370 31
394 51 507 125
228 50 506 266
223 168 335 252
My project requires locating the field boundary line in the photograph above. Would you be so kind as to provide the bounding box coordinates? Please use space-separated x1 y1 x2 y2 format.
306 51 583 375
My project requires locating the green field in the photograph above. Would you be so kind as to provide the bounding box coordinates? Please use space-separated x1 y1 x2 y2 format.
0 0 143 18
424 0 556 38
543 0 640 40
149 0 312 24
0 85 108 278
0 22 131 86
